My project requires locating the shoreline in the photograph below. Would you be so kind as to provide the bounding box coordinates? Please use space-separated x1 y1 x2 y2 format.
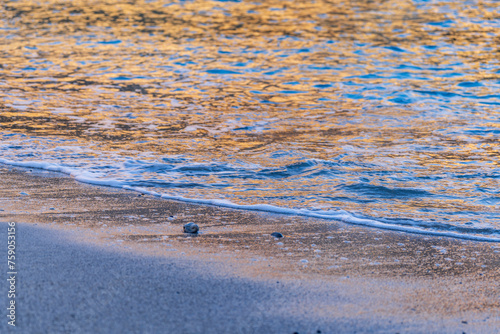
1 165 499 333
1 159 497 243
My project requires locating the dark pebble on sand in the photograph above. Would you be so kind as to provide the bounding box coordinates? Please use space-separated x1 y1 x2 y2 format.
183 222 199 234
271 232 283 238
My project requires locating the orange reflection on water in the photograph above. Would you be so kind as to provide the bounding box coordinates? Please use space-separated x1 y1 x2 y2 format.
0 0 499 228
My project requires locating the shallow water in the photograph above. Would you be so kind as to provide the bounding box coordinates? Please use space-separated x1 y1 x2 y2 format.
0 0 499 240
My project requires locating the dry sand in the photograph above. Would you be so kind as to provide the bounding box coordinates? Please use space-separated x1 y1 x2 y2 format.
0 165 499 333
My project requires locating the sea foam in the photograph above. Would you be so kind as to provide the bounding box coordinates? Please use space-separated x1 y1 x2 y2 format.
1 158 499 243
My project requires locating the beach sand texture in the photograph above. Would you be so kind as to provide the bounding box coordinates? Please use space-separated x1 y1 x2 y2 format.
2 1 500 333
0 166 499 333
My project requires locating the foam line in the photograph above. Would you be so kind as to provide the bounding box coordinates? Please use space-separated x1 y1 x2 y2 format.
1 158 499 243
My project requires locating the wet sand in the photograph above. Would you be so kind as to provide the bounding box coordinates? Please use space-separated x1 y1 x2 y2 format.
0 165 499 333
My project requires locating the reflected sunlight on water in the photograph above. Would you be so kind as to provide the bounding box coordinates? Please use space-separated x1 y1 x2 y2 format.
0 0 499 239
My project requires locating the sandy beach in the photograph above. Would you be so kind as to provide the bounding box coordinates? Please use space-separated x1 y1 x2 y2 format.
1 165 499 333
2 1 499 333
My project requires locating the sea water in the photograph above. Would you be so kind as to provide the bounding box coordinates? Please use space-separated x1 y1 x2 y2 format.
0 0 499 241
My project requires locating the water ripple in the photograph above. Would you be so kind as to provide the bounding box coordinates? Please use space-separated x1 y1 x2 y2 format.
0 0 499 240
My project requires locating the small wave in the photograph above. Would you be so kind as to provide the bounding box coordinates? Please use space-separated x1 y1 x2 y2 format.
1 158 499 243
339 183 434 199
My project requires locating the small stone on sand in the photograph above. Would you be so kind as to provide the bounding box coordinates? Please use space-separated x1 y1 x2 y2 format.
183 222 199 234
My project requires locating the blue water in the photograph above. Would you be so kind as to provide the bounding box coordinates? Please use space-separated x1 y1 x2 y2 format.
0 0 499 241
